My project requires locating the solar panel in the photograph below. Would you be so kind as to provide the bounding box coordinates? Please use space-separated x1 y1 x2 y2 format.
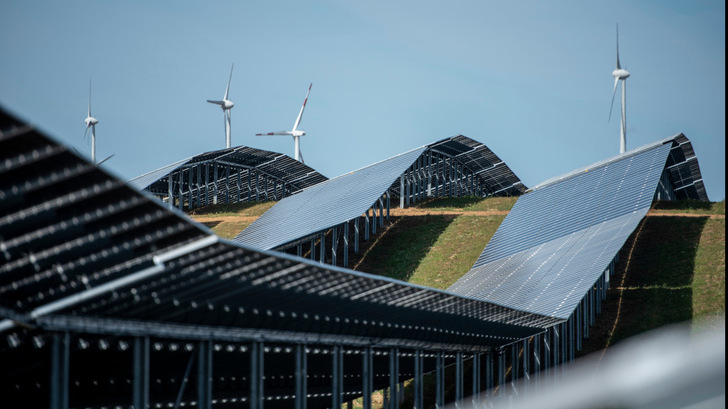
449 135 708 319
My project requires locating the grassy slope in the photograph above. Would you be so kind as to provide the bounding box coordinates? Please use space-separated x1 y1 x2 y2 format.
196 197 724 408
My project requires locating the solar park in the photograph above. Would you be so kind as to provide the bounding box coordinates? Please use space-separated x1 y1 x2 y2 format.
0 105 715 409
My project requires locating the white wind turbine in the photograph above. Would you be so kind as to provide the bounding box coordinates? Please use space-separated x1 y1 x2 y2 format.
609 23 631 154
82 82 114 165
207 64 235 148
256 83 312 163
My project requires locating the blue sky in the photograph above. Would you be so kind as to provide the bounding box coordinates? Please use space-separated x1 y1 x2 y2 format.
1 1 724 200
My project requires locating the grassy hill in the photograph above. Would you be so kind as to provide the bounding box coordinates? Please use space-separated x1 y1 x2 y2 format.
191 197 724 407
192 196 725 344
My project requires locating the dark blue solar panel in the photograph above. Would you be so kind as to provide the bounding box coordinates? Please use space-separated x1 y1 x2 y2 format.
449 142 674 319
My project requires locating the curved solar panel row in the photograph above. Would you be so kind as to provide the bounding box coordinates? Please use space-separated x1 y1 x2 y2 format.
234 135 525 251
448 134 708 320
128 145 328 208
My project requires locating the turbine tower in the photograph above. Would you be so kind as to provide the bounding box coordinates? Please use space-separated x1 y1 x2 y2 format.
207 64 235 148
256 83 312 163
609 23 630 154
84 81 99 163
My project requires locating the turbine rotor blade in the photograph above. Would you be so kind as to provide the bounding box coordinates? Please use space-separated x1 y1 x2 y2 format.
97 154 114 165
88 79 92 117
292 82 312 132
207 100 224 105
224 63 234 100
616 23 621 69
609 77 619 122
255 131 289 136
84 124 90 142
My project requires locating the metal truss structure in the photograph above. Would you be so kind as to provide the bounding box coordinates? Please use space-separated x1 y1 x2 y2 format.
129 146 328 212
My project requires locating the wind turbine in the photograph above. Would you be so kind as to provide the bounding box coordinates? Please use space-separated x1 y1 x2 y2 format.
82 82 115 166
84 81 100 163
609 23 630 154
207 64 235 148
256 83 312 163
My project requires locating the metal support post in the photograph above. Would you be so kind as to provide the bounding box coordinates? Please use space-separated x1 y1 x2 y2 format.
295 344 307 409
399 175 405 208
247 170 252 202
472 353 481 407
213 163 219 205
497 351 506 398
522 339 530 390
319 232 325 264
364 212 370 241
378 198 384 227
354 218 360 254
167 173 174 209
332 346 343 409
225 166 230 203
436 352 445 409
196 165 201 208
332 226 338 266
456 351 464 405
188 166 193 209
414 350 423 409
343 222 349 267
237 169 242 202
386 191 390 220
388 348 399 409
371 206 377 235
485 353 493 398
511 343 519 396
178 170 184 211
133 336 150 409
250 341 264 409
310 238 316 261
197 340 212 409
362 346 373 409
50 332 70 409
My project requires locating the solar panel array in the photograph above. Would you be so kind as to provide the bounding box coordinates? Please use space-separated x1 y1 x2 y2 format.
0 105 564 408
128 145 328 207
235 147 426 250
235 135 525 251
448 136 706 319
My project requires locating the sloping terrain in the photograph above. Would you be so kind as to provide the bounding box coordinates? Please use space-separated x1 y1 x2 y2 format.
191 197 725 346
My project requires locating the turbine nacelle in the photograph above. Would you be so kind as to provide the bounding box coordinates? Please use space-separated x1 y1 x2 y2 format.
84 116 98 127
207 99 235 110
612 68 630 80
291 130 306 137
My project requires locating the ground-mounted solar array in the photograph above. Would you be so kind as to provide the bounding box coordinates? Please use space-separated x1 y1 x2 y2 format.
129 145 328 211
234 135 526 268
1 106 559 409
0 104 712 409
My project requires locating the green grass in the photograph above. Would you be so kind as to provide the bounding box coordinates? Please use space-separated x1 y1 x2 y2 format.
652 199 725 214
190 196 725 355
413 196 518 212
189 200 277 217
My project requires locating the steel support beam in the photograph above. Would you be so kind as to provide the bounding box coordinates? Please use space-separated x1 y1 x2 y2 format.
388 348 399 409
250 342 264 409
197 340 212 409
414 350 423 409
50 332 70 409
295 344 307 409
332 346 343 409
435 352 445 409
362 346 373 409
133 336 150 409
